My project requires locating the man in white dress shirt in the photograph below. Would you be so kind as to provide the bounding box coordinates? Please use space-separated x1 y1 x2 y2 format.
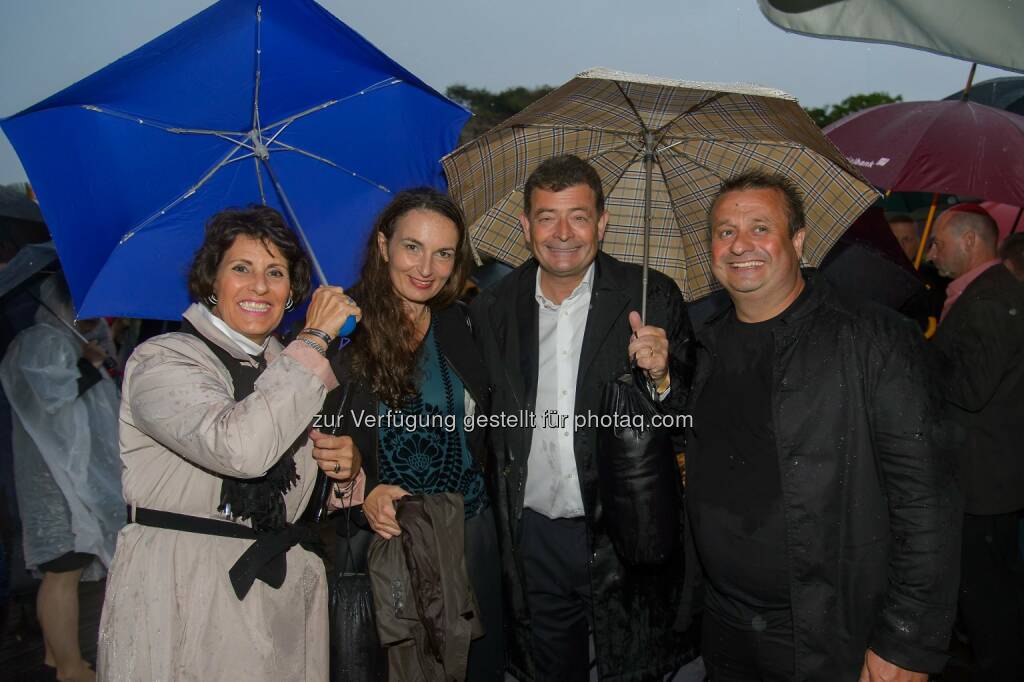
471 155 695 681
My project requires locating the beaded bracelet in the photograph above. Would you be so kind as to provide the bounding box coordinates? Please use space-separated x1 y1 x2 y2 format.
297 336 326 357
301 327 332 346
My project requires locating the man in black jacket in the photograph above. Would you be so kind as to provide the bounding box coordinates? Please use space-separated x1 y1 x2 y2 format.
687 171 960 681
927 205 1024 680
470 155 695 681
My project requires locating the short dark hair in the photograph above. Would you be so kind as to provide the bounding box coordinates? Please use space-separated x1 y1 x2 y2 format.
887 213 917 228
1000 233 1024 272
188 205 313 307
523 154 604 216
709 170 806 237
943 204 999 250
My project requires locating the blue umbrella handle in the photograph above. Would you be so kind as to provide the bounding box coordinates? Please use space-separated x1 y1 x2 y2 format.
337 315 357 337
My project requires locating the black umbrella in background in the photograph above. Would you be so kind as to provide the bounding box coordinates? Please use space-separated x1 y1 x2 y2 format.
819 205 931 317
0 185 49 263
0 185 43 223
944 77 1024 116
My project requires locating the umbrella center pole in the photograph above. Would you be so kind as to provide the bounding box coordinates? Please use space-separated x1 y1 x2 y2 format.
259 158 329 286
250 130 270 160
641 132 655 323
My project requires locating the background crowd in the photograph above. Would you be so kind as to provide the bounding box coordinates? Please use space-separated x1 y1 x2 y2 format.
1 2 1023 682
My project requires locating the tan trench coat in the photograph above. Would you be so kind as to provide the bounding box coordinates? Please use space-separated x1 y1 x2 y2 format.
98 304 336 682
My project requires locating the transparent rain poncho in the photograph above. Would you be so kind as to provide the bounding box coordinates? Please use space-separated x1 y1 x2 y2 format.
0 276 123 578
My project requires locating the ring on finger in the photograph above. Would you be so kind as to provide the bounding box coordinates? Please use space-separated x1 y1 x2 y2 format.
333 462 341 474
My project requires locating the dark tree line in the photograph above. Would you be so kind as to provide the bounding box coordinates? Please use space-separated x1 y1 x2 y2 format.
445 84 554 144
445 84 901 143
803 92 903 128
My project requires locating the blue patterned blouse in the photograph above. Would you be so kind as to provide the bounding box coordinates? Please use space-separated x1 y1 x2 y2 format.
376 321 486 517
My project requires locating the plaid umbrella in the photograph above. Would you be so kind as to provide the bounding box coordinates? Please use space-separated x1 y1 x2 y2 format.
441 68 878 303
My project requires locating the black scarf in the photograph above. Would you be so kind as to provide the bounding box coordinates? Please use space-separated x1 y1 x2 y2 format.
180 319 301 532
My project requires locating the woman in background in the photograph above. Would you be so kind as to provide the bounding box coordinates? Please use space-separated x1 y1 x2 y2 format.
0 274 123 682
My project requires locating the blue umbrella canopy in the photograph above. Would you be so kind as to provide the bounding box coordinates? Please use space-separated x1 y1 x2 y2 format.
1 0 469 320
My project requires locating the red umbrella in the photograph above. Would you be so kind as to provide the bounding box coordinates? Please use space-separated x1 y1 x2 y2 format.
980 200 1024 244
823 100 1024 207
825 100 1024 267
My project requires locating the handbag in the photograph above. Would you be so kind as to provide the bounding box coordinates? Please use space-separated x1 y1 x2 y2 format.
308 379 386 681
596 365 682 565
329 508 386 682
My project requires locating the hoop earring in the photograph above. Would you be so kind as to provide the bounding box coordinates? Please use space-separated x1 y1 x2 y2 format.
207 294 218 306
285 296 294 311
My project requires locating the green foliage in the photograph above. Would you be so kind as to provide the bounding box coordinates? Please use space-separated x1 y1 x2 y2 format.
804 92 903 128
446 84 555 144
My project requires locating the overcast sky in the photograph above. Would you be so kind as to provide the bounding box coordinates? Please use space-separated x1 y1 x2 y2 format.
0 0 1016 185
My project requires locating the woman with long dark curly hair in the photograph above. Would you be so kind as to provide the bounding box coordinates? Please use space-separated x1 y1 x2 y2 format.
319 187 504 679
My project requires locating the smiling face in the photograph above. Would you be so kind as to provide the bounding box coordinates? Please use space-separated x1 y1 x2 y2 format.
710 187 806 319
211 235 291 344
520 183 608 301
378 208 460 314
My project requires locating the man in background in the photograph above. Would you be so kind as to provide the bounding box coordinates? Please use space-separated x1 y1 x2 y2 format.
999 232 1024 281
927 204 1024 680
887 213 921 263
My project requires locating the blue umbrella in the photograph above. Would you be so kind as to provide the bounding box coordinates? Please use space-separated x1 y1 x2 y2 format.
1 0 469 320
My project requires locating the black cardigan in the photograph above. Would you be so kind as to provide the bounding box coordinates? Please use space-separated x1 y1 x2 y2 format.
324 302 492 534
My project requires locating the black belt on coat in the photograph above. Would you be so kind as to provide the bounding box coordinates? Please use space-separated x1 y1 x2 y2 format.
127 505 313 600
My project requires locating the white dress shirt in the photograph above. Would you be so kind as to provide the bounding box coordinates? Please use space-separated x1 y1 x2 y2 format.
523 263 595 519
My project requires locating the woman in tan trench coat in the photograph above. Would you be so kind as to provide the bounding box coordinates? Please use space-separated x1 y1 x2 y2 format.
97 206 361 681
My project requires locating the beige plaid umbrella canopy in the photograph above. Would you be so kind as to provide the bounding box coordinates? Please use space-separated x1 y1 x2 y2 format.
441 68 879 303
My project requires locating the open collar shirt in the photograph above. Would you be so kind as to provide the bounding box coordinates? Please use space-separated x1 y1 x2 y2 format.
523 263 594 519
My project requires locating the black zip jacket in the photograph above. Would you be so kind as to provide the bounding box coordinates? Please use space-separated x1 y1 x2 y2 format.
688 273 961 679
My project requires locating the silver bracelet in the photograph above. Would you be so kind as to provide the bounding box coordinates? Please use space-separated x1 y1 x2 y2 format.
297 336 326 357
301 327 333 346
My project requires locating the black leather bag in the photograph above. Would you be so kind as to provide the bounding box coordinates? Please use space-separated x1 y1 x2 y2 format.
312 380 386 682
596 366 682 565
329 510 386 682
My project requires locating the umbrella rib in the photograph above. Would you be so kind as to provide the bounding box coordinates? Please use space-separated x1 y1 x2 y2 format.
508 122 635 138
653 145 728 180
269 141 391 192
119 144 250 243
651 92 729 141
261 77 403 134
581 138 644 164
613 80 650 135
656 136 806 154
262 101 339 146
211 132 256 153
651 152 691 245
81 105 242 136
